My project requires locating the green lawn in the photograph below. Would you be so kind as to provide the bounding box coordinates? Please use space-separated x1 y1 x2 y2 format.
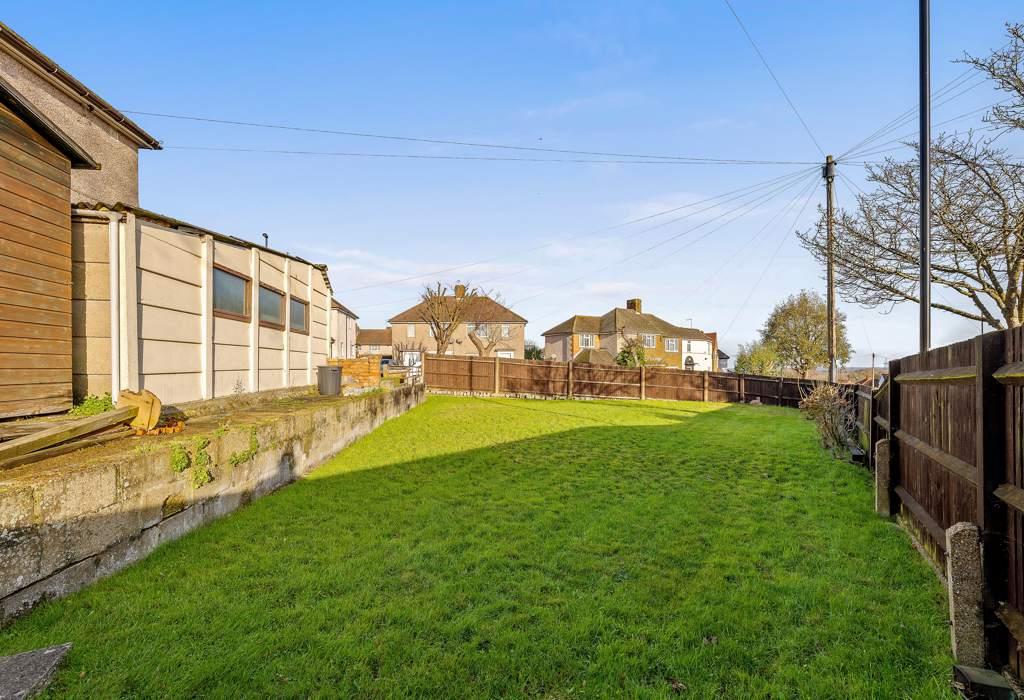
2 396 953 698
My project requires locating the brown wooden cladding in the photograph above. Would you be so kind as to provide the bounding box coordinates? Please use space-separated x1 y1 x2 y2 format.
0 101 73 419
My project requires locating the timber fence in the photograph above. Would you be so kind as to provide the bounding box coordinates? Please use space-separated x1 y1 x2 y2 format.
866 327 1024 672
423 355 843 408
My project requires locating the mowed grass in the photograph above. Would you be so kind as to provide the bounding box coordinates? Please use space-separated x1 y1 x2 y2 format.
1 396 953 698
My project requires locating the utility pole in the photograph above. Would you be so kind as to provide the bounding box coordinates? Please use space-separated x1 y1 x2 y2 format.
871 352 876 388
919 0 931 352
822 154 836 383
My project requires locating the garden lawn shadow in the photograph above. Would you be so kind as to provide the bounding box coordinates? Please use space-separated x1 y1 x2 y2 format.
0 396 954 698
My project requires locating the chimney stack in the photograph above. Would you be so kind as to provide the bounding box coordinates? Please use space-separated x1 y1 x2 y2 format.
454 284 467 298
626 298 642 313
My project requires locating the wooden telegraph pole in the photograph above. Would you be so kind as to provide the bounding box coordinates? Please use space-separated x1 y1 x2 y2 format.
919 0 931 352
822 154 837 383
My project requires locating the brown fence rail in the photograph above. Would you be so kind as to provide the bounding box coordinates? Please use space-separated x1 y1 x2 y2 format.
424 355 847 409
873 327 1024 673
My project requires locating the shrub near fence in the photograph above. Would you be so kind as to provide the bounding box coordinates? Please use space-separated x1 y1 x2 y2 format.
423 355 843 408
869 327 1024 674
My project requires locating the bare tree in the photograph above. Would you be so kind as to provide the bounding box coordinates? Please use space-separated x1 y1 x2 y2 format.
417 282 480 354
392 340 427 366
800 25 1024 330
799 134 1024 329
465 293 512 358
961 23 1024 131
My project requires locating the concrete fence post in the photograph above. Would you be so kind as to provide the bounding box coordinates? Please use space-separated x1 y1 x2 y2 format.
874 439 892 516
567 361 574 399
640 366 646 401
945 522 986 666
738 374 745 403
702 371 709 402
493 356 500 394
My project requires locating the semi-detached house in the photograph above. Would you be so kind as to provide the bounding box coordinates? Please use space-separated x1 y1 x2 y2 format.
0 22 356 414
542 299 720 371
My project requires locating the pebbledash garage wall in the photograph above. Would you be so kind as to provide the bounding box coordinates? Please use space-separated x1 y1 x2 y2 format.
72 205 333 405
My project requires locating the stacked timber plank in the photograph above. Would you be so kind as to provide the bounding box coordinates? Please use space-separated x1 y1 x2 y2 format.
0 390 165 469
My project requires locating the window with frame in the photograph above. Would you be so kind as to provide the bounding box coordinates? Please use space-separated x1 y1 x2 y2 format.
407 323 416 338
642 333 657 348
258 284 285 328
664 337 678 352
580 333 595 349
289 297 309 333
686 340 692 352
496 350 514 359
501 323 511 338
213 266 250 320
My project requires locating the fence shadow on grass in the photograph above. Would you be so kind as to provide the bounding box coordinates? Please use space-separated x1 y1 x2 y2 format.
0 400 953 697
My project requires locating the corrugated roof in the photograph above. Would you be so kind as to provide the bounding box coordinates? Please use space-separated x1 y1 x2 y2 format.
73 202 333 293
0 75 97 169
0 22 161 150
389 296 527 324
356 328 392 345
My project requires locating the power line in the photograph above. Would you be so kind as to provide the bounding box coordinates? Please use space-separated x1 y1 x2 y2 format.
721 178 820 338
721 0 826 158
336 166 817 294
162 144 818 166
510 169 817 310
115 107 817 165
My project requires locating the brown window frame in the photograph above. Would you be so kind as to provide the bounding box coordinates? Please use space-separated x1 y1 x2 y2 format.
289 295 310 335
212 263 251 322
258 283 286 330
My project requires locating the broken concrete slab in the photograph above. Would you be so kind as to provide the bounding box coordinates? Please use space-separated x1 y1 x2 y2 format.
0 642 71 699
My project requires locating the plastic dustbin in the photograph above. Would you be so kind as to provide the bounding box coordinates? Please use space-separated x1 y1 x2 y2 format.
317 365 341 395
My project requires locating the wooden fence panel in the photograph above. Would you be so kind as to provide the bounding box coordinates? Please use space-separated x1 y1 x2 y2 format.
644 367 703 401
424 355 495 393
572 363 641 399
896 337 978 558
708 372 740 402
499 358 568 396
1004 325 1024 675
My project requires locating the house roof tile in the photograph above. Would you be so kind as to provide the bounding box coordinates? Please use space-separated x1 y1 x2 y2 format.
356 328 392 345
389 296 526 324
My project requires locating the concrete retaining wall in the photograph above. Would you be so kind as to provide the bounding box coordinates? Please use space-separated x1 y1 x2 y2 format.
0 384 424 620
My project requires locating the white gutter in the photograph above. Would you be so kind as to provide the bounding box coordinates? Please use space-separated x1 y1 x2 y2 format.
72 209 122 401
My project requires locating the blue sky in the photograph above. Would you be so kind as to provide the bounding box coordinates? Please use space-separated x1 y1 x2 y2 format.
6 1 1020 364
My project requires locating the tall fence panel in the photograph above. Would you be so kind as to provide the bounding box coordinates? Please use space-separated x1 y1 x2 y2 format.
873 328 1024 671
572 364 642 399
645 367 704 401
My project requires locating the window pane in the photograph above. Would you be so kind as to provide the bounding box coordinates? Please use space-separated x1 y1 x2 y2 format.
213 268 247 317
259 286 283 325
290 298 308 332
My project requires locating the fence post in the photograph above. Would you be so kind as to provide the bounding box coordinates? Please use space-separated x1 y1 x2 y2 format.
493 356 500 394
866 388 875 471
886 358 901 517
567 361 574 399
738 374 745 403
976 330 1007 666
777 376 783 406
640 365 646 401
702 370 709 402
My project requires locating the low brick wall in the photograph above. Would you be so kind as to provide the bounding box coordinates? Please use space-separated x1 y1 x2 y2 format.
0 384 424 620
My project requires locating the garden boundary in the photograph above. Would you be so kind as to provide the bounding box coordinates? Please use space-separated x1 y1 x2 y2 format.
423 355 852 408
866 327 1024 674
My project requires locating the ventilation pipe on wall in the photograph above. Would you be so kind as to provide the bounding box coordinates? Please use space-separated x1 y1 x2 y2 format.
72 208 122 401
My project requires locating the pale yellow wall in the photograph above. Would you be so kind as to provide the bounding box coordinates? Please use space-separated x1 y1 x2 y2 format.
71 217 110 399
329 308 357 359
73 215 334 405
